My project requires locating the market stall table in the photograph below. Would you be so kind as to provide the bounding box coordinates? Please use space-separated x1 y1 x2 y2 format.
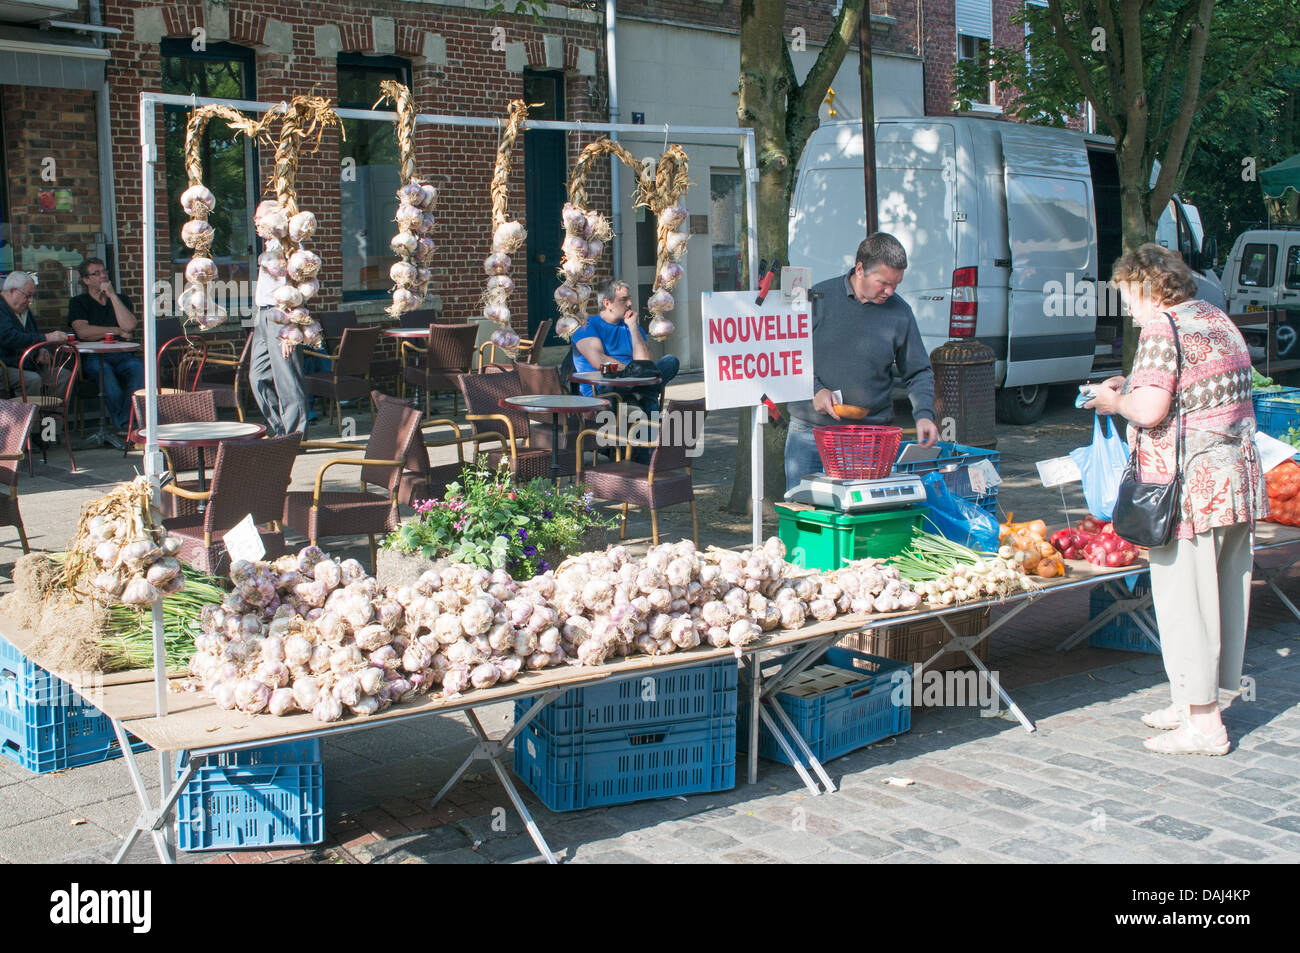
75 340 141 451
140 420 267 495
498 393 609 483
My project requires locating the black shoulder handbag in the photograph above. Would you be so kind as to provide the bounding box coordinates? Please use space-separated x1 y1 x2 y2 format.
1111 313 1184 548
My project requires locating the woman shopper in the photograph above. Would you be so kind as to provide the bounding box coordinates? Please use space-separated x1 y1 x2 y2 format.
1087 243 1265 756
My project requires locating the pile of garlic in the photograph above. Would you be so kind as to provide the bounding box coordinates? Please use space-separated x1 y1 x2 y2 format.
189 539 923 721
482 219 526 349
389 181 437 316
86 516 185 607
645 199 689 340
553 202 610 339
255 199 325 350
177 185 226 331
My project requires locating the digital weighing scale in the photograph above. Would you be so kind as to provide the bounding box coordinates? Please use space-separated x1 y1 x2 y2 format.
783 472 927 513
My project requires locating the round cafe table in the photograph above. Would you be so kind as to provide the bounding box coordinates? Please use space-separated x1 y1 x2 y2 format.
74 340 141 451
499 393 609 483
140 420 267 493
382 328 430 340
568 369 662 390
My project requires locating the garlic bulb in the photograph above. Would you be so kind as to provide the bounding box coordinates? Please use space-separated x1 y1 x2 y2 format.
288 211 317 243
180 184 216 217
658 202 689 230
486 274 515 295
657 262 683 288
273 285 304 310
490 327 520 349
185 257 217 284
648 317 675 340
297 278 319 301
397 183 425 206
647 289 675 313
287 249 321 280
665 230 690 259
390 261 419 286
482 303 511 326
484 252 511 276
391 232 419 256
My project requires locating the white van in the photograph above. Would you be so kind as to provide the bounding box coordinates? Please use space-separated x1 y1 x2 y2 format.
787 116 1222 423
1221 227 1300 360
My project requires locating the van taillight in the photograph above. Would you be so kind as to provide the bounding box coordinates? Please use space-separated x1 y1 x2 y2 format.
949 267 978 337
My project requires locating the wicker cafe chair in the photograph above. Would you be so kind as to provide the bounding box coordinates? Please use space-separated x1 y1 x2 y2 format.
129 389 219 519
304 326 381 437
576 397 706 546
162 433 302 575
120 319 201 451
189 330 254 421
476 319 553 372
0 400 38 552
455 369 570 482
402 323 478 417
283 390 423 570
514 362 589 455
17 342 79 473
367 392 488 508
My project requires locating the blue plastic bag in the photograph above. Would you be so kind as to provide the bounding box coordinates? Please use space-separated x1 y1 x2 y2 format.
1068 413 1130 521
918 471 1000 551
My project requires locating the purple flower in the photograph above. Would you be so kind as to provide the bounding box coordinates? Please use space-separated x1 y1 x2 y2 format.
542 509 553 519
523 545 536 557
538 560 549 572
517 528 528 541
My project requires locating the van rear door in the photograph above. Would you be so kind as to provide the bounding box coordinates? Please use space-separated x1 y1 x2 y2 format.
999 125 1098 387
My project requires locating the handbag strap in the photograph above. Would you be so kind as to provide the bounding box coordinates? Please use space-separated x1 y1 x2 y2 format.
1136 312 1184 476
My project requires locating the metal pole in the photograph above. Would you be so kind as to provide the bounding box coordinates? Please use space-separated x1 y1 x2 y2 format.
741 132 763 546
859 11 879 233
606 0 623 279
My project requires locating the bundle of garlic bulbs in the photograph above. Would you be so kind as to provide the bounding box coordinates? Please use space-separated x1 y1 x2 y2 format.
188 537 923 721
378 81 436 318
480 100 531 349
63 476 186 607
552 201 609 340
178 105 261 330
255 96 341 350
642 144 691 341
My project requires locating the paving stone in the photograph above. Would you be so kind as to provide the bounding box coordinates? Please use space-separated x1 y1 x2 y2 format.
719 847 783 863
1028 785 1099 808
1145 841 1227 863
1266 833 1300 856
1210 838 1277 861
831 830 901 859
1136 814 1213 842
888 827 960 853
979 787 1043 811
886 850 942 864
907 786 984 813
1084 798 1157 824
1235 766 1299 789
415 847 489 864
1169 765 1240 787
1265 815 1300 834
1221 781 1296 808
971 807 1036 832
802 849 872 864
989 838 1071 863
1031 803 1098 828
1017 823 1088 849
1096 765 1168 788
583 849 648 864
734 826 830 861
1211 796 1280 823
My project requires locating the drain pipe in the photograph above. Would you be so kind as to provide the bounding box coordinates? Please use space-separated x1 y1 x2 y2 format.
606 0 622 280
89 0 119 281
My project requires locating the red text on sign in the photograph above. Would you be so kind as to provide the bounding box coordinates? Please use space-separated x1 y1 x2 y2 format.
706 312 809 345
717 350 804 381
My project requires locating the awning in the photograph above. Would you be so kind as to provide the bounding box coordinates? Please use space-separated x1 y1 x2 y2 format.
1260 152 1300 223
0 25 106 90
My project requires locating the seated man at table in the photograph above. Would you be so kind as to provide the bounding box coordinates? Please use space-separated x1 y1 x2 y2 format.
571 278 679 411
68 257 146 432
1 271 69 396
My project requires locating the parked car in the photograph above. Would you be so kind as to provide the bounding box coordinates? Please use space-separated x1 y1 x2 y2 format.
1222 227 1300 360
788 116 1223 423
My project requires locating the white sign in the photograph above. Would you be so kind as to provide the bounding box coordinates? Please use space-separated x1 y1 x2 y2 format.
1256 431 1299 473
223 514 265 562
968 458 1001 493
781 266 812 305
701 291 815 411
1036 455 1082 488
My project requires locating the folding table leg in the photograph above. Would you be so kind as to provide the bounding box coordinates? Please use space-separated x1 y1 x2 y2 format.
111 723 202 864
756 705 823 796
747 654 761 785
767 700 836 794
1254 557 1300 625
920 600 1037 733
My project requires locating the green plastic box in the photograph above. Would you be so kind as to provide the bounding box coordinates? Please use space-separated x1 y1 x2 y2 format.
776 503 928 571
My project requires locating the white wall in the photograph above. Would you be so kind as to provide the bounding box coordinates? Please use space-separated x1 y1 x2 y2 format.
613 19 924 370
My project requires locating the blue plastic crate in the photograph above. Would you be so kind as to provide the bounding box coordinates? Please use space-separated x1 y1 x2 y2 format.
893 441 1001 510
176 739 324 851
738 648 911 764
0 635 147 774
514 658 737 738
513 718 736 812
1087 572 1160 654
1253 391 1300 441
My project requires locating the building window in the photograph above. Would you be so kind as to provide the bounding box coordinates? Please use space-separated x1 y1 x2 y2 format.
160 40 257 302
338 54 411 299
957 34 994 106
710 172 743 291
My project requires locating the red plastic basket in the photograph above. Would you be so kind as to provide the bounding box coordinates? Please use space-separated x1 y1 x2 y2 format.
813 425 903 479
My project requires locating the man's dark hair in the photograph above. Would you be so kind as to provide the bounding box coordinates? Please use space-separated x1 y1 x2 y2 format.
855 233 908 274
598 278 630 308
77 257 106 280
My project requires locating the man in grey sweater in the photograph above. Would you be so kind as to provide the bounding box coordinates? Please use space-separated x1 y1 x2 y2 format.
785 232 938 490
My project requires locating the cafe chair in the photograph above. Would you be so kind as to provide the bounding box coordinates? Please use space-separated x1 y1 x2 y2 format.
399 307 440 329
476 319 552 372
120 320 206 454
514 362 591 455
304 326 381 437
366 393 490 507
575 397 707 546
162 433 302 575
455 369 573 482
16 342 79 473
0 400 38 552
283 390 424 571
129 389 219 519
188 331 254 422
402 323 478 417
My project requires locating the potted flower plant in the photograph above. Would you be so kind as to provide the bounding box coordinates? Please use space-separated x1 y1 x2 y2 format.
378 461 614 585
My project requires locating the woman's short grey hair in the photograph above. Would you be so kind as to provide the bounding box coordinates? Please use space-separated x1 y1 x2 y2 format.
855 233 908 274
2 271 36 292
598 278 631 307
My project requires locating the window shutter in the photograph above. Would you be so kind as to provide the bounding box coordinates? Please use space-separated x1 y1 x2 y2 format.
955 0 993 40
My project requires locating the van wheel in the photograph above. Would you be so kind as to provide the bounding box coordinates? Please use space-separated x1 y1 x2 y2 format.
996 385 1049 425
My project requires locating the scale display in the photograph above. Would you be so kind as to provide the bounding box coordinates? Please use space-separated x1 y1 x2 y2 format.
783 473 927 513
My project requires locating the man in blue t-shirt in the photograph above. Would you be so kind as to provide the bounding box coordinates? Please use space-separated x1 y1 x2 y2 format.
571 279 679 404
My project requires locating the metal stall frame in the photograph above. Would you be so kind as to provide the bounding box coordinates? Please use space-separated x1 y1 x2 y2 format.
134 89 758 859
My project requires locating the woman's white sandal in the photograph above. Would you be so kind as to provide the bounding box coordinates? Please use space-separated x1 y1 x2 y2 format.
1143 723 1229 756
1141 704 1185 730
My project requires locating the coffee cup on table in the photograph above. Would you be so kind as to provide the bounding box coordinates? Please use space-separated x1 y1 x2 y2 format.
103 332 115 343
601 361 621 375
